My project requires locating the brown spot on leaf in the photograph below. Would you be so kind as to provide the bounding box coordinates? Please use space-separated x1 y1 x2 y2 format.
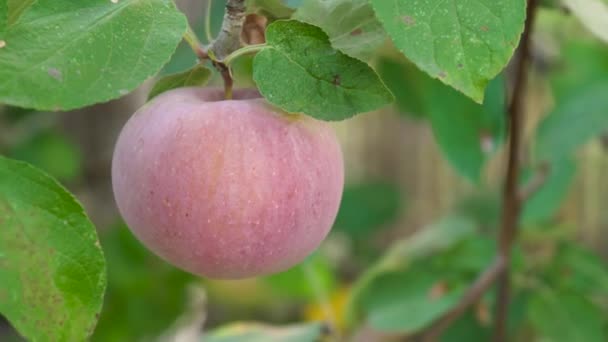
428 281 449 300
457 63 464 69
332 74 341 86
350 28 363 36
480 131 494 154
403 15 416 26
481 25 489 32
438 71 447 79
47 68 63 81
476 301 492 326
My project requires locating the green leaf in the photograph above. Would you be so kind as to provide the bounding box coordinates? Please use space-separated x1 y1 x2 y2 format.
0 1 7 35
553 243 608 295
376 56 429 118
253 20 394 120
563 0 608 44
428 76 506 182
441 312 491 342
333 182 401 239
535 82 608 163
232 54 256 87
0 156 106 341
0 0 187 111
549 41 608 99
370 0 526 102
293 0 386 61
204 322 327 342
247 0 295 20
376 54 506 179
148 65 212 100
93 225 197 342
522 159 576 224
529 290 606 342
262 254 335 300
9 131 82 182
345 216 476 326
365 272 464 333
6 0 35 27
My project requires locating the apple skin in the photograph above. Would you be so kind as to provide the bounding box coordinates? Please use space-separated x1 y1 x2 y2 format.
111 87 344 279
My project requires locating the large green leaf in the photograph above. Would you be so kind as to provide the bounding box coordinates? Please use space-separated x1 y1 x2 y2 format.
428 76 506 182
521 159 576 225
0 156 106 341
529 290 606 342
376 54 506 180
377 56 429 118
333 182 401 239
0 0 187 110
6 0 35 27
293 0 386 61
253 20 394 120
535 82 608 163
0 1 7 35
148 65 212 100
9 131 82 182
345 216 477 326
92 225 196 342
370 0 526 102
552 243 608 295
549 41 608 99
364 271 464 333
262 254 335 300
204 322 327 342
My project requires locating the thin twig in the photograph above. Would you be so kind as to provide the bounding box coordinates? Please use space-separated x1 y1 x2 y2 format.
518 162 550 201
493 0 540 340
414 257 506 342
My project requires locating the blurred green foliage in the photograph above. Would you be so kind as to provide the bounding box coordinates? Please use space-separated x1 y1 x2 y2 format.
1 2 608 342
93 225 198 342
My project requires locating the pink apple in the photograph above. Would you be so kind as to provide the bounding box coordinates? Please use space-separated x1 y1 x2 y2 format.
112 87 344 279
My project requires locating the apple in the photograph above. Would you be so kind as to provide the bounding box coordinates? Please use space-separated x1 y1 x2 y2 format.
112 87 344 279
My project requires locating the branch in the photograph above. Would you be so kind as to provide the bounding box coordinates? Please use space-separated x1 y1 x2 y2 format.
205 0 247 98
414 257 506 342
493 0 540 340
208 0 247 61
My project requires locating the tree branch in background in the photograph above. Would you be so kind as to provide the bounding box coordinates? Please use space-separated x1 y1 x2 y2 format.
411 1 540 340
494 0 540 340
414 257 506 341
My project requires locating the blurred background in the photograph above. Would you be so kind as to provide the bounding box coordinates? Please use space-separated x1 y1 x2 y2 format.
1 0 607 341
